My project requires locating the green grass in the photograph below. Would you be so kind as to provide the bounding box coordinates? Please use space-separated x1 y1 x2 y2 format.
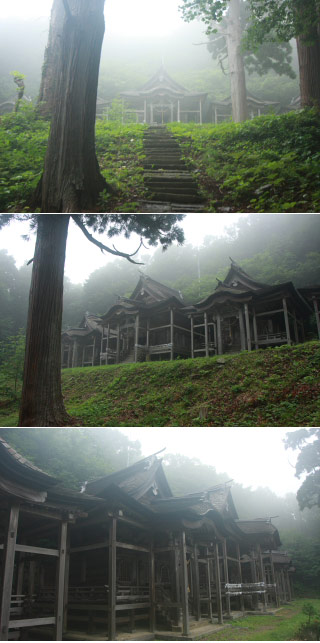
204 599 320 640
1 341 319 427
1 104 319 212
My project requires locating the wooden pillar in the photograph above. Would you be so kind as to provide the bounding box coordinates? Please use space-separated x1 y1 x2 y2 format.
222 539 231 617
29 560 36 597
269 553 280 607
177 99 181 122
170 308 174 361
0 505 19 641
250 548 258 609
172 544 181 627
238 309 246 351
193 544 201 621
257 544 267 612
106 324 110 364
170 102 174 122
282 297 291 345
108 517 117 641
134 313 140 363
191 316 194 358
214 543 223 625
63 529 71 633
204 312 209 357
143 99 147 123
180 531 189 636
199 100 202 124
244 304 252 351
55 520 68 641
313 297 320 339
116 323 120 363
214 107 218 124
92 336 96 366
216 313 223 355
150 103 154 124
72 340 78 368
252 310 259 350
236 544 245 613
292 311 299 343
146 319 150 350
149 541 155 633
68 344 73 368
213 319 217 353
206 549 213 622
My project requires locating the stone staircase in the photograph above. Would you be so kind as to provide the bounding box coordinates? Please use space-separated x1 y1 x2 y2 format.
140 126 205 212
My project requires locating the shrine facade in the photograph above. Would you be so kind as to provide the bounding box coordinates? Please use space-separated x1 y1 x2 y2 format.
0 438 294 641
61 261 320 368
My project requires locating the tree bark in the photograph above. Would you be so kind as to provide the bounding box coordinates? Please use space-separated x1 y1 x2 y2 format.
38 0 108 212
37 0 65 119
296 23 320 108
226 0 248 122
19 214 73 427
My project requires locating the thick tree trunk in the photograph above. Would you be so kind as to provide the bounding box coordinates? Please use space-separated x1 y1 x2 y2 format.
296 24 320 108
19 214 73 427
226 0 248 122
38 0 108 212
37 0 65 119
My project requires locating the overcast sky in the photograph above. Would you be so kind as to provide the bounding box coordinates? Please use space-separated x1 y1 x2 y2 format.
0 0 188 39
120 427 300 497
0 214 245 283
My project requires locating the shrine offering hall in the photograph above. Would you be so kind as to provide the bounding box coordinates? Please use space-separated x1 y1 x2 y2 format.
0 439 294 641
61 260 320 369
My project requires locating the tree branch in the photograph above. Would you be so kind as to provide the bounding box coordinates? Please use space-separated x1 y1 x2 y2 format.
71 216 144 265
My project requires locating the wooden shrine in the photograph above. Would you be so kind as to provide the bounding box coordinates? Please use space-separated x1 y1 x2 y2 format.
61 261 319 369
0 439 294 641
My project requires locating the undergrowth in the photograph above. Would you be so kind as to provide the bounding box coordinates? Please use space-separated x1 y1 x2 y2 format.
0 341 319 427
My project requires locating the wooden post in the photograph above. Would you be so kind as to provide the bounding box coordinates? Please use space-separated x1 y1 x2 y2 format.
204 312 209 357
55 520 68 641
206 549 213 622
172 544 181 627
250 549 258 609
92 336 96 366
146 318 150 350
292 311 299 343
214 543 223 625
282 297 291 345
170 308 174 361
0 505 19 641
257 544 267 612
199 99 202 125
269 553 280 607
236 544 245 613
252 309 259 350
150 103 154 124
238 309 246 351
63 529 71 633
180 531 189 636
177 99 181 122
191 316 194 358
72 340 78 368
244 303 252 351
143 99 147 123
193 544 201 621
213 319 217 353
149 541 156 633
222 539 231 617
216 313 223 355
108 517 117 641
313 297 320 339
170 102 174 122
134 313 139 363
116 323 120 363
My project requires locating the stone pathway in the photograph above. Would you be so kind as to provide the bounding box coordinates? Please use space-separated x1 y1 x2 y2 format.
139 125 205 212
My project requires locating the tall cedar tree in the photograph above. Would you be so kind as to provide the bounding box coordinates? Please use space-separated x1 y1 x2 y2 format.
0 215 184 427
180 0 320 110
35 0 109 212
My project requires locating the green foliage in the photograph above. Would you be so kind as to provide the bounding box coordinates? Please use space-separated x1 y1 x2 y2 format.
285 428 320 510
281 532 320 594
294 602 320 640
167 109 320 212
0 331 25 402
246 0 320 45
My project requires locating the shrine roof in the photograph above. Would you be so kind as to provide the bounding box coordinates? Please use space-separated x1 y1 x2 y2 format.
130 274 184 303
121 66 207 99
62 312 103 339
0 436 59 491
235 519 281 546
150 484 238 520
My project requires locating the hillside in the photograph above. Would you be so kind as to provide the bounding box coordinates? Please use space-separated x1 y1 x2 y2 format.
1 341 319 427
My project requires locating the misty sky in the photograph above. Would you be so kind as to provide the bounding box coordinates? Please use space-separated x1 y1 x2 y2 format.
0 214 245 283
120 427 301 497
0 0 190 38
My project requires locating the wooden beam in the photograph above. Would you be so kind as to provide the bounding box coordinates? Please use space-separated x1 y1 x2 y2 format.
116 541 149 553
0 505 19 641
70 540 108 554
214 543 223 625
15 544 59 557
108 517 117 641
9 617 56 629
180 531 189 636
55 520 68 641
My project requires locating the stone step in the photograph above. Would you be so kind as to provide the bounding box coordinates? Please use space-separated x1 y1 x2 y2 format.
146 185 200 196
143 163 187 170
149 192 204 204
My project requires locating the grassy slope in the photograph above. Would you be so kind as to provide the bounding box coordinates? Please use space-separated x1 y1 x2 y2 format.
204 599 320 641
1 341 319 427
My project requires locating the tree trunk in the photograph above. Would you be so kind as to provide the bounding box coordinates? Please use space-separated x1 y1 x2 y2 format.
19 214 73 427
37 0 65 119
296 23 320 108
226 0 248 122
38 0 108 212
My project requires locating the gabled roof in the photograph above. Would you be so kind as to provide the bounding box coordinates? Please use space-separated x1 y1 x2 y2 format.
236 519 281 547
130 274 184 304
121 65 207 99
222 259 270 291
151 484 238 520
85 451 173 502
62 312 103 339
0 436 59 491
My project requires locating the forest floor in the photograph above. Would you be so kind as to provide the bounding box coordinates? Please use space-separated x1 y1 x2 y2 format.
203 598 320 641
1 106 319 213
1 341 319 427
